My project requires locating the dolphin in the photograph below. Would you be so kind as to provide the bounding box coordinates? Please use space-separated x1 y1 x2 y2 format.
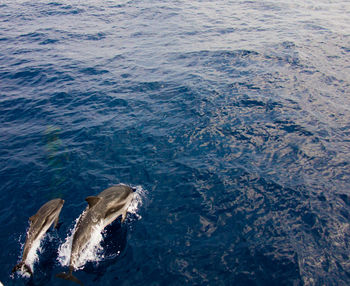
12 198 65 275
56 184 135 285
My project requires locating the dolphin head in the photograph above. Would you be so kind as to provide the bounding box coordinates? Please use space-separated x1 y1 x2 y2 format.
29 198 65 236
98 185 134 224
39 198 64 222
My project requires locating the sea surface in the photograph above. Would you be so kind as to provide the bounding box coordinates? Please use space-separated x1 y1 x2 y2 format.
1 0 350 285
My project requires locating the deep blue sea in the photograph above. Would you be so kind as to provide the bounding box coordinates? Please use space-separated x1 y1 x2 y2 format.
1 0 350 285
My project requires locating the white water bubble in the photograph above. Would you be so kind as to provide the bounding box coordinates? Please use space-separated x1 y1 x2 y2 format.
58 215 115 269
58 211 85 267
128 185 148 220
16 227 47 277
23 235 44 275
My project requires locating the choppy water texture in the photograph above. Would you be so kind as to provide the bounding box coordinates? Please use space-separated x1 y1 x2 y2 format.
1 0 350 285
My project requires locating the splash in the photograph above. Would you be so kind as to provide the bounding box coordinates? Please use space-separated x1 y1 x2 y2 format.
127 184 148 220
57 210 103 270
16 230 46 278
58 220 105 270
56 213 77 267
58 185 147 269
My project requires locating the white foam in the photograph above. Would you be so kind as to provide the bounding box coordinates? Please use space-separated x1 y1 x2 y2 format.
58 185 147 270
128 185 148 220
25 237 43 274
59 221 105 270
58 211 89 268
15 229 46 278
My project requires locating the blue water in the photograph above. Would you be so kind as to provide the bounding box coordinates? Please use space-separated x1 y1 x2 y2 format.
1 0 350 285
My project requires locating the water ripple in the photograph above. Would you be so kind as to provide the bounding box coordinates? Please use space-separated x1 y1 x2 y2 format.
0 0 350 285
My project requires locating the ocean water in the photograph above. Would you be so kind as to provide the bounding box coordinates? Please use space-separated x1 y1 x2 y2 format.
0 0 350 285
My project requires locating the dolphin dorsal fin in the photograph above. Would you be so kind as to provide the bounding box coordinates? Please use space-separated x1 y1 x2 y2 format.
85 196 101 208
29 214 37 223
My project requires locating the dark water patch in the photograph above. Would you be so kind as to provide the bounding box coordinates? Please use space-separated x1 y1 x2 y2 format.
39 38 59 45
171 49 260 68
11 48 39 56
274 120 313 136
86 32 107 41
339 194 350 206
217 27 236 35
55 30 107 42
341 46 350 53
303 22 328 32
41 4 85 16
237 83 261 91
79 67 109 76
12 68 42 80
1 64 75 88
47 2 63 7
5 58 32 68
265 44 302 67
18 32 49 43
131 31 157 38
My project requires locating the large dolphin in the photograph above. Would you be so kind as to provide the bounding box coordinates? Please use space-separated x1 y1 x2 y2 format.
12 198 65 275
57 184 135 285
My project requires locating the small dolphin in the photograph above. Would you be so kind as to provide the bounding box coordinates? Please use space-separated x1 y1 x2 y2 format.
12 198 65 275
56 184 135 285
